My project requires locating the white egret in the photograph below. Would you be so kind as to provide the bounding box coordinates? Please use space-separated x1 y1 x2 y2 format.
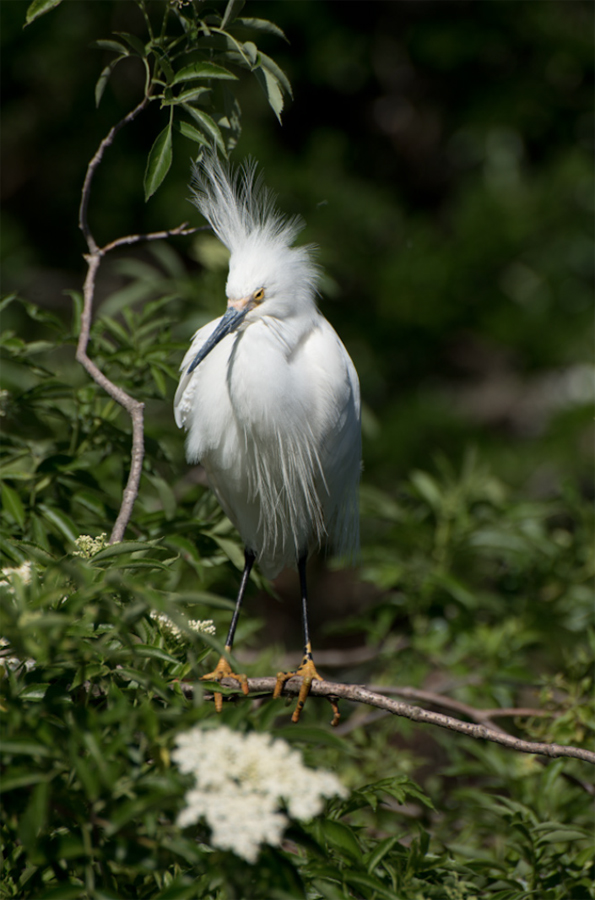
174 154 361 723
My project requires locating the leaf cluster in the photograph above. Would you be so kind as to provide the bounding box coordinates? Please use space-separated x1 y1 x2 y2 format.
26 0 290 201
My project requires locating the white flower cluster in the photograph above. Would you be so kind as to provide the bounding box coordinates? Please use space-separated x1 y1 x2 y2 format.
172 725 348 862
150 611 216 641
0 562 33 587
72 533 108 558
0 636 36 673
1 563 36 673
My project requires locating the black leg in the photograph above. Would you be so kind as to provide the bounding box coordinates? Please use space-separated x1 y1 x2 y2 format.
274 556 341 725
298 553 313 663
225 548 256 651
201 547 255 710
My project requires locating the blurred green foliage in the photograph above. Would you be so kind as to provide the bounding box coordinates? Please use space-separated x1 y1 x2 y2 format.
1 1 594 898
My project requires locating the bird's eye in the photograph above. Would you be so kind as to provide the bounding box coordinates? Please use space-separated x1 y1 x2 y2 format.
253 288 265 302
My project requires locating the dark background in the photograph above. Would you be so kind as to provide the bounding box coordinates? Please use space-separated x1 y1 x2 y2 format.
1 0 593 645
3 0 592 482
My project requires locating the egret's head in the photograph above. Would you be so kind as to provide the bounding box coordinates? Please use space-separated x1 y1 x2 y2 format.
190 154 319 322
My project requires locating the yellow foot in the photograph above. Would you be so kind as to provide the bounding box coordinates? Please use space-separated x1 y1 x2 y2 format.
201 653 249 712
273 656 340 726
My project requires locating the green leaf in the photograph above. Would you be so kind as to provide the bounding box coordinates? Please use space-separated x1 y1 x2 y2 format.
38 504 79 543
134 644 180 665
365 835 401 874
172 62 237 85
100 314 132 346
208 533 244 570
533 823 590 843
0 771 54 792
254 66 284 122
95 56 127 108
114 31 146 57
242 41 258 65
93 39 130 55
235 17 287 41
0 740 54 758
221 0 245 29
0 294 17 312
166 590 235 611
175 120 210 147
146 473 176 518
256 49 292 97
1 483 25 528
163 86 211 106
0 455 35 480
320 819 362 860
144 122 173 200
24 0 63 26
35 886 84 900
18 780 49 852
150 364 167 399
411 470 442 510
342 872 400 900
91 540 162 561
181 106 225 154
19 683 49 701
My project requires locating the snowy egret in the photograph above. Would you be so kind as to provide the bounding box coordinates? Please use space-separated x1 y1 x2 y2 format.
174 154 361 722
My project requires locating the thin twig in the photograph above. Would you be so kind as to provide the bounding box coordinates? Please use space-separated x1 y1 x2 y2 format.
369 685 556 734
101 222 204 254
191 676 595 766
78 95 151 252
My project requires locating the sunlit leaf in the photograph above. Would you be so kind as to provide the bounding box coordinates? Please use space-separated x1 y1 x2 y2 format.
114 31 146 57
91 540 162 561
172 62 237 85
221 0 245 29
38 505 78 544
1 483 25 528
254 66 284 122
95 56 127 108
175 120 210 147
256 49 292 97
181 105 226 154
24 0 63 26
163 86 211 106
92 39 130 55
235 17 287 41
144 121 173 200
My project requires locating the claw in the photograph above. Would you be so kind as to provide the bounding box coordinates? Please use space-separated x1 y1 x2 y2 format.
201 652 249 711
274 656 336 724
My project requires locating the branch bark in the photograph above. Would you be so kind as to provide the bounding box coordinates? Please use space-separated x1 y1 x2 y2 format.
75 96 198 543
195 676 595 766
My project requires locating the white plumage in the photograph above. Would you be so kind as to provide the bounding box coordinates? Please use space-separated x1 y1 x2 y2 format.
174 155 361 580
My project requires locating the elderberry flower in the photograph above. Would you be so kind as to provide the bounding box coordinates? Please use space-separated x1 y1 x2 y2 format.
150 611 216 640
72 534 108 558
172 725 348 862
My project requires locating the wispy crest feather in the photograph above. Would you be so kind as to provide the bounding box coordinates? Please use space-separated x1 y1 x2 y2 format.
190 153 304 254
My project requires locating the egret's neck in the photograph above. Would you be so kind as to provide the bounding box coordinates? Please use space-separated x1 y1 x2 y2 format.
229 302 321 429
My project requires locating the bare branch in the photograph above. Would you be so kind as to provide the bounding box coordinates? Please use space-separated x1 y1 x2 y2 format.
76 254 146 544
369 684 557 735
75 91 199 544
192 676 595 766
101 222 207 254
79 95 151 253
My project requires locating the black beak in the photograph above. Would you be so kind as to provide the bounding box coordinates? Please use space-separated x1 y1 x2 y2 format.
187 306 248 373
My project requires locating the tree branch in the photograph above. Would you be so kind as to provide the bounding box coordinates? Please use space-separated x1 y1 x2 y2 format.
75 92 200 544
195 676 595 766
78 95 151 253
